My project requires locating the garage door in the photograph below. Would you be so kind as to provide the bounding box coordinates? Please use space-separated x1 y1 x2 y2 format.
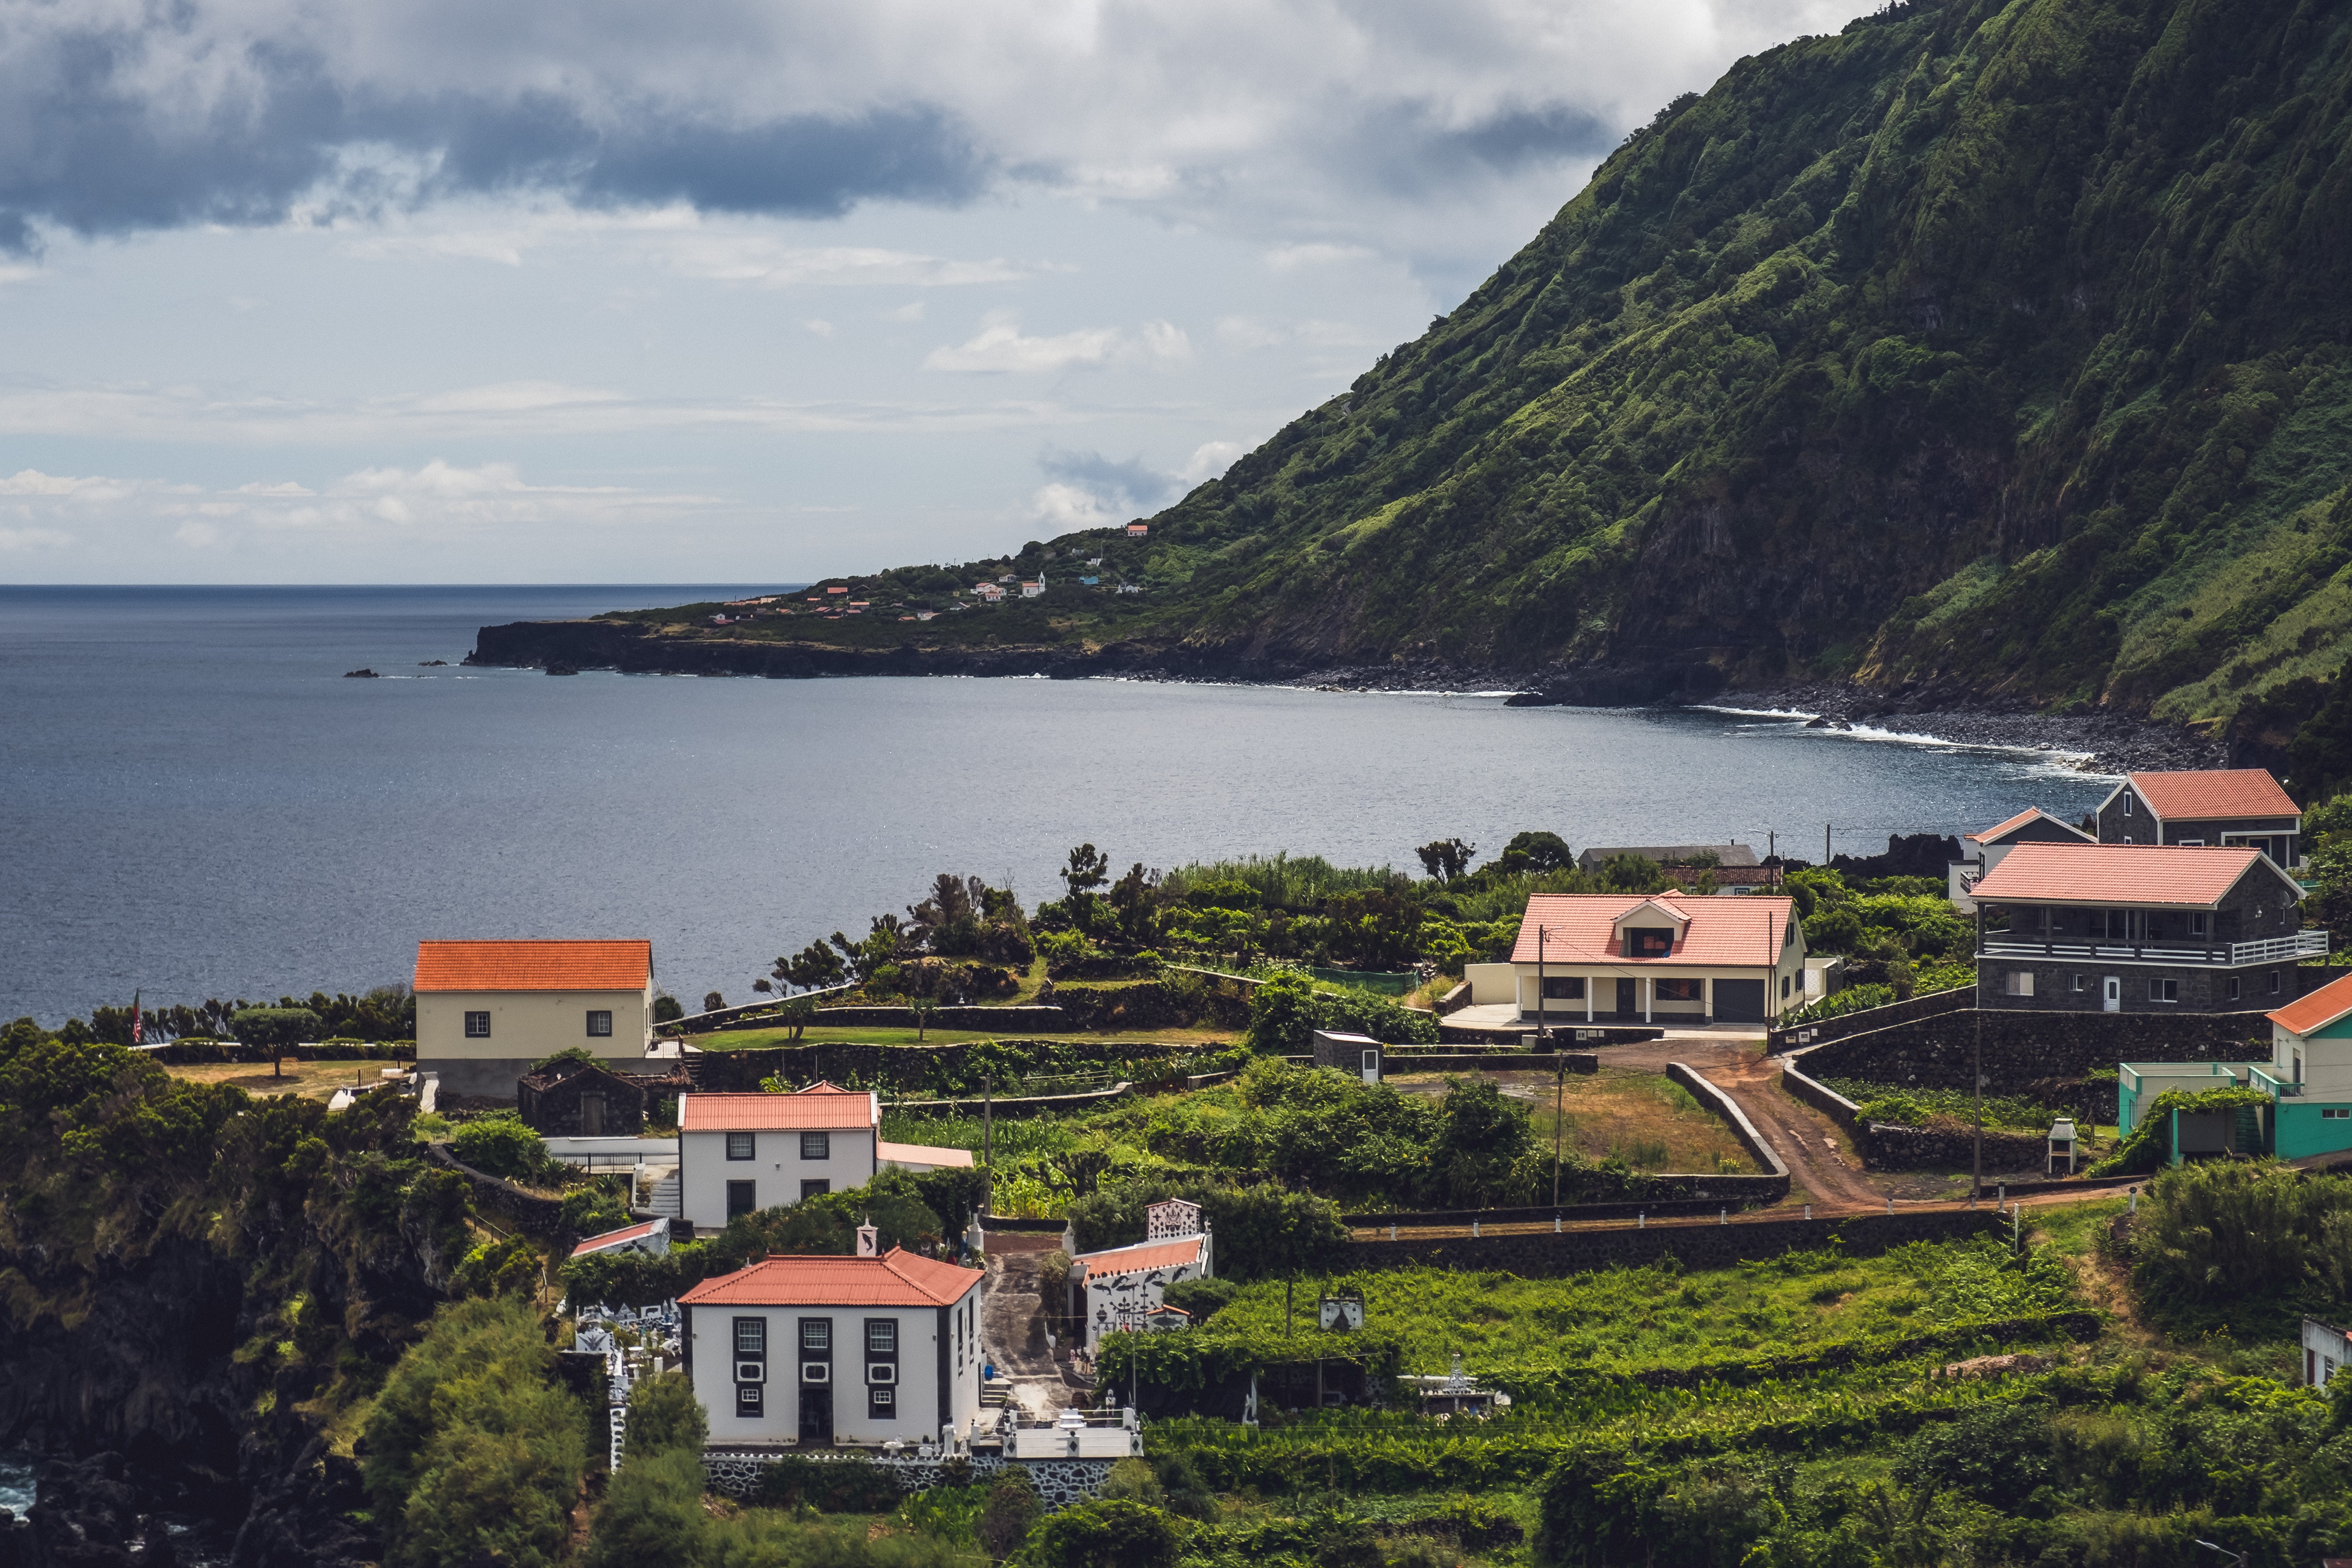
1713 979 1767 1022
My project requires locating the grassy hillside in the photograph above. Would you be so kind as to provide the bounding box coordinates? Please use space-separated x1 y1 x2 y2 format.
602 0 2352 738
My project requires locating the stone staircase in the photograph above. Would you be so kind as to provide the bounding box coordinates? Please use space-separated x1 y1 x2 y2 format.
647 1170 682 1217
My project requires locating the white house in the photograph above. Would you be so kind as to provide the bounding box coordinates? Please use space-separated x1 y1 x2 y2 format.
2304 1317 2350 1388
412 939 657 1098
1464 893 1806 1025
1065 1198 1213 1352
676 1084 970 1233
1019 574 1046 598
679 1237 985 1448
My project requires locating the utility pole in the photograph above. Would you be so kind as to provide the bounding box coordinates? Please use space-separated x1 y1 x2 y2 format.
982 1074 994 1218
1536 926 1548 1043
1972 903 1984 1208
1825 823 1831 866
1552 1053 1567 1207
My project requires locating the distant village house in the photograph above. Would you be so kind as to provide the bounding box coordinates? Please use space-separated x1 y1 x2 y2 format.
412 939 656 1099
673 1084 969 1233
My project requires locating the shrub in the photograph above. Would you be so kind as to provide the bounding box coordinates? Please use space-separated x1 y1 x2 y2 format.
560 1184 630 1236
1022 1499 1177 1568
1162 1276 1242 1324
585 1447 709 1568
450 1113 557 1183
977 1469 1042 1561
451 1236 541 1300
624 1369 707 1456
2129 1160 2352 1326
749 1455 904 1513
1249 971 1321 1052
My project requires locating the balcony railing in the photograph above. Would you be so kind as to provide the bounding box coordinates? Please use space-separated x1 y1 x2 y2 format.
1977 930 2328 966
2248 1066 2304 1098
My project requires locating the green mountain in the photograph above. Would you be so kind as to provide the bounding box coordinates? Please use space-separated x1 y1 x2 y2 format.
527 0 2352 746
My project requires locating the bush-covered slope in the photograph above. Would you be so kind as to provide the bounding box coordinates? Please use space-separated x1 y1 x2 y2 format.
585 0 2352 736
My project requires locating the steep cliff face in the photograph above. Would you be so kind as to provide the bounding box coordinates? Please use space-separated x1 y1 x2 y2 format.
1130 0 2352 722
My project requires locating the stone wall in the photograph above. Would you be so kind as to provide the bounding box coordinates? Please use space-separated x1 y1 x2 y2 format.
700 1450 1112 1510
1379 1052 1601 1074
1862 1123 2053 1174
1786 1007 2269 1090
1767 986 1971 1052
688 1038 1205 1093
1343 1206 2003 1275
1668 1062 1790 1187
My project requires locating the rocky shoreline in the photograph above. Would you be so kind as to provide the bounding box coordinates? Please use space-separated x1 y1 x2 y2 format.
466 621 2226 775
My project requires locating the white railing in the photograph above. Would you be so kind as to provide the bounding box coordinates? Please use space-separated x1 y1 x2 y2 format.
1978 929 2327 966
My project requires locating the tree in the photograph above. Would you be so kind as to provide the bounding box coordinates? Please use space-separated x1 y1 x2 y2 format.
1415 838 1477 882
1595 853 1665 893
777 994 817 1041
1247 971 1319 1052
652 993 683 1024
230 1006 320 1079
585 1447 709 1568
1496 831 1576 874
1062 843 1112 901
910 996 938 1043
1023 1499 1177 1568
1429 1077 1535 1207
702 990 725 1013
622 1369 707 1455
977 1469 1042 1561
1109 862 1163 947
779 942 848 993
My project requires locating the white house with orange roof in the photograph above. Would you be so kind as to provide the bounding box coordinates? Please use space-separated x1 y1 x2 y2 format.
1971 842 2319 1013
676 1083 972 1233
1064 1197 1213 1352
1466 893 1806 1026
413 939 656 1097
1947 807 2095 912
680 1236 985 1447
2094 768 2303 866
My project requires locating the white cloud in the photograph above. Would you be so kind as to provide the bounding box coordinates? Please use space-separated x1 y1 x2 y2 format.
410 382 626 415
925 312 1192 374
804 319 835 337
1265 243 1376 272
0 525 71 550
885 301 926 323
173 520 224 547
1031 481 1117 529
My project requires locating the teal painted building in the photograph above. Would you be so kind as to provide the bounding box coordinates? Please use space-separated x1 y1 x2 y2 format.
2116 971 2352 1163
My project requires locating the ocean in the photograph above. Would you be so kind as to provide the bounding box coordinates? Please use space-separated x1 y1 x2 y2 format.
0 584 2117 1026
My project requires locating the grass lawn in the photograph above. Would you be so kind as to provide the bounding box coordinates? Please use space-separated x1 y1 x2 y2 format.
1387 1067 1757 1174
693 1024 1241 1050
164 1058 409 1102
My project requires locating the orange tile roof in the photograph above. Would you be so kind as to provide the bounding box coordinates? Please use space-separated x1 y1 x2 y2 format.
679 1091 877 1132
414 939 652 992
876 1140 975 1168
2269 970 2352 1036
1967 807 2090 845
1070 1236 1206 1276
678 1248 981 1307
1509 894 1793 966
2127 769 2299 821
570 1219 666 1257
1968 842 2283 907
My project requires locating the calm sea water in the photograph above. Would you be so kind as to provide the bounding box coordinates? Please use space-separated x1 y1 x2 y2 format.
0 585 2117 1025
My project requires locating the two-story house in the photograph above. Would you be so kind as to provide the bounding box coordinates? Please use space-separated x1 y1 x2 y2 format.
679 1232 984 1448
1466 892 1806 1025
2113 968 2352 1167
2094 768 2302 867
1947 807 2094 912
1971 843 2321 1012
675 1083 970 1233
412 939 656 1098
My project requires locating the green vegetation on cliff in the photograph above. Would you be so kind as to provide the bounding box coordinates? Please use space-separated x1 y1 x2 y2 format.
605 0 2352 748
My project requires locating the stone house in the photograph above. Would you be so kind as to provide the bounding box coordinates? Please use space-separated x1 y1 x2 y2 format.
1974 843 2321 1013
679 1236 984 1448
1948 807 2094 912
2094 768 2302 868
516 1057 689 1137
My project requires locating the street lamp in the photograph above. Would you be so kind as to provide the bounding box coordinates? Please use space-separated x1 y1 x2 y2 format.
2194 1542 2246 1568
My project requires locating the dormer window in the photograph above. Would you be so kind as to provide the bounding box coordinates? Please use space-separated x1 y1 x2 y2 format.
1628 928 1674 958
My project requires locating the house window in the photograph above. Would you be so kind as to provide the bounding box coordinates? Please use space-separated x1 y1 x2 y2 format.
802 1319 831 1353
1627 929 1674 957
1655 978 1702 1002
2227 977 2242 1001
464 1011 492 1038
2270 970 2284 994
2122 836 2134 845
800 1179 830 1200
868 1319 897 1354
2323 1109 2350 1121
1541 977 1584 999
2190 912 2208 938
726 1180 756 1219
736 1318 766 1356
1781 975 1792 998
2148 978 2179 1003
2179 839 2204 847
2003 972 2034 997
801 1131 831 1160
2123 793 2133 816
869 1385 896 1419
726 1132 755 1160
586 1010 613 1037
737 1384 763 1416
2071 974 2085 992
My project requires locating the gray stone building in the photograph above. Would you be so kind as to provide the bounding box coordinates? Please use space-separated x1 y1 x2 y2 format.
1972 842 2320 1013
517 1056 690 1136
2094 769 2303 867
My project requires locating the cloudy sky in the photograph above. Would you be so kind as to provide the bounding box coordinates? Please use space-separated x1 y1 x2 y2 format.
0 0 1877 584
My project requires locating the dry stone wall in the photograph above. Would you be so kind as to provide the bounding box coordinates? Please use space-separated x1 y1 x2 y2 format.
700 1450 1112 1509
1344 1207 2003 1276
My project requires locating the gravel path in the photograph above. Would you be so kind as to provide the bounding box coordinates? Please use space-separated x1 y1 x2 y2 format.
979 1235 1082 1421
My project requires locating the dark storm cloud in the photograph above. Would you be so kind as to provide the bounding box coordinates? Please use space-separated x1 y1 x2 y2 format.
1345 99 1617 198
0 25 990 254
1038 448 1179 513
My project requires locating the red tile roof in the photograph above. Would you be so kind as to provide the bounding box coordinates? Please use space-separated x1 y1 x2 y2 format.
1968 842 2283 907
570 1219 666 1258
678 1248 981 1307
679 1090 877 1132
414 939 652 993
1070 1236 1206 1276
2269 970 2352 1036
2127 769 2299 821
1967 807 2091 845
1508 894 1793 966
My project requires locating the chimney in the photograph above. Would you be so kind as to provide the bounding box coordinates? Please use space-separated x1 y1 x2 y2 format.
856 1222 880 1258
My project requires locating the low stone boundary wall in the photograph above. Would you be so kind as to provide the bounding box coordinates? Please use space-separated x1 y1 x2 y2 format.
1784 1007 2269 1090
426 1143 567 1236
1345 1191 1779 1228
1781 1061 2075 1173
1381 1052 1600 1074
1608 1310 2103 1392
141 1039 416 1064
1668 1062 1791 1199
701 1450 1112 1509
687 1038 1204 1093
884 1084 1133 1117
1440 1021 1665 1045
1343 1206 2005 1276
1767 986 1972 1052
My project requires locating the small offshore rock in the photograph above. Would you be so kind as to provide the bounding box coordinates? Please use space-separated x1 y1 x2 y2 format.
546 662 579 676
341 668 379 679
418 659 448 667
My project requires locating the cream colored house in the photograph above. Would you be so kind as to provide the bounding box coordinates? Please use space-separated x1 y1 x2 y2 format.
1468 893 1806 1025
413 939 656 1097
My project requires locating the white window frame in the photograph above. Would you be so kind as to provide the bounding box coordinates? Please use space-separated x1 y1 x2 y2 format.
464 1010 492 1038
586 1009 613 1037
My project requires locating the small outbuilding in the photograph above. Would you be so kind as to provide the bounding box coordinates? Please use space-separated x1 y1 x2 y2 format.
518 1057 690 1137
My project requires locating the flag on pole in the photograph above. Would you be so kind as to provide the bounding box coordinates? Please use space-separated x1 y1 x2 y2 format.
131 989 142 1046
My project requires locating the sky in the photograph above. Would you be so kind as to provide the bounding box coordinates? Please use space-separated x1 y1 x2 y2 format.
0 0 1881 584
